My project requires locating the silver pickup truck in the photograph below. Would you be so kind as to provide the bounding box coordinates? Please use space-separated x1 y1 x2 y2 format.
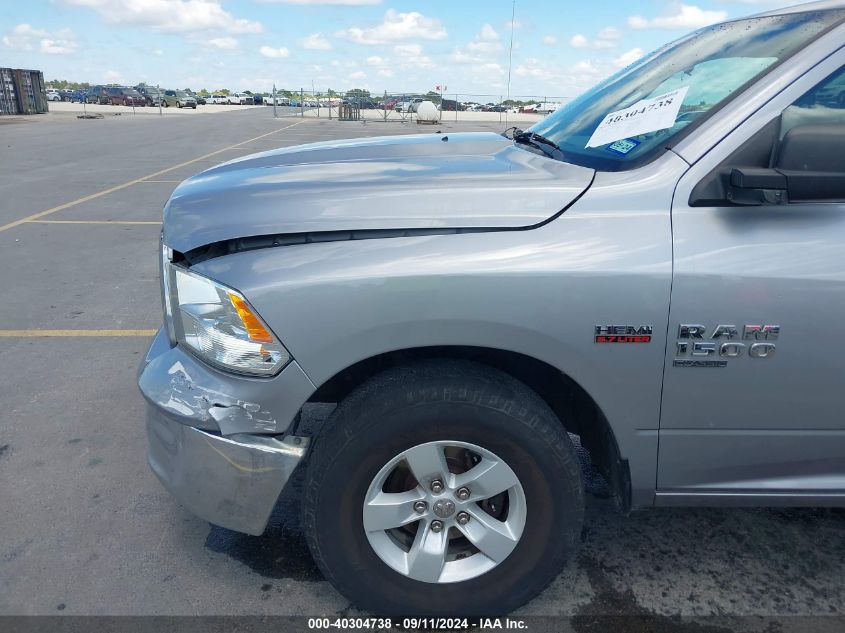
138 1 845 616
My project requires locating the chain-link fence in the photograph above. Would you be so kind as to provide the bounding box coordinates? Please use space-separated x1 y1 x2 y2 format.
263 87 569 124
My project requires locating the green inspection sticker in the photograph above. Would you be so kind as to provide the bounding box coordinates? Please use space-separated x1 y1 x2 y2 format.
607 138 640 155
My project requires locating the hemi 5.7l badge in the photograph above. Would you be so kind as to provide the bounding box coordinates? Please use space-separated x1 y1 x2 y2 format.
595 325 653 343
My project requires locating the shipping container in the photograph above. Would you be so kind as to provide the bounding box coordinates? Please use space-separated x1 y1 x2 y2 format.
0 68 48 115
0 68 19 115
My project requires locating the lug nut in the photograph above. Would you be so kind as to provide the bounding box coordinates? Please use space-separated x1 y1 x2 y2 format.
456 487 470 500
456 511 470 525
413 501 428 514
430 520 444 533
430 479 444 494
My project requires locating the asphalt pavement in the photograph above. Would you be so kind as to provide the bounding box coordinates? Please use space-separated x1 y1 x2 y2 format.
0 106 843 631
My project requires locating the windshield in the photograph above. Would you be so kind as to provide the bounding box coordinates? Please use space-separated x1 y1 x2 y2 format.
529 10 845 171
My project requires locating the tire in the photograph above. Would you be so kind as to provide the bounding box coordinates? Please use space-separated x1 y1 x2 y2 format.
303 359 584 616
177 101 182 108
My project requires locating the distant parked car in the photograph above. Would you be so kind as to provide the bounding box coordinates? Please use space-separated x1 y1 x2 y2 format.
206 94 226 104
395 98 423 113
135 85 165 107
264 96 290 106
67 90 86 103
439 99 464 112
343 96 378 109
107 87 146 106
86 86 110 105
185 90 206 105
253 94 264 105
46 89 61 102
227 93 254 105
162 90 197 109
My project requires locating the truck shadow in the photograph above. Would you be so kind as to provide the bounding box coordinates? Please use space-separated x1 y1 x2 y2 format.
205 459 844 618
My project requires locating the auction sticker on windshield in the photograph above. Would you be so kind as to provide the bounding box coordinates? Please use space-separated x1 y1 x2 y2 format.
586 86 689 148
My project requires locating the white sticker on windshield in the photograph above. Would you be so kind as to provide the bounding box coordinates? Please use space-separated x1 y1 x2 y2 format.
586 86 689 149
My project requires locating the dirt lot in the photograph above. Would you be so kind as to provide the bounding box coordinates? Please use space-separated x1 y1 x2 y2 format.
0 107 843 631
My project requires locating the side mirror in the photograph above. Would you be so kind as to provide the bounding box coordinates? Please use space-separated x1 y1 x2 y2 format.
775 124 845 202
729 124 845 204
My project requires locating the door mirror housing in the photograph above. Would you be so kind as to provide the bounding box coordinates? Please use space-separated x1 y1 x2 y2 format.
728 124 845 204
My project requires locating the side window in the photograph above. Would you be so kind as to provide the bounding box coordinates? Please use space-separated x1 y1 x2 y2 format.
781 66 845 139
691 65 845 206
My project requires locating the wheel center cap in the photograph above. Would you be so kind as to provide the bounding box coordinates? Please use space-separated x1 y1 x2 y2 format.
432 499 456 518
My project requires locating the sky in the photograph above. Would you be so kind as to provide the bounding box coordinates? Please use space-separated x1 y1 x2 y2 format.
1 0 804 98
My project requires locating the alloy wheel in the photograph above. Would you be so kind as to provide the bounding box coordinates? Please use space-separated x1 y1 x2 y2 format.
362 440 526 584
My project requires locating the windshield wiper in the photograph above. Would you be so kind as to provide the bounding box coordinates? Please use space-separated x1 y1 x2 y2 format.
505 128 566 161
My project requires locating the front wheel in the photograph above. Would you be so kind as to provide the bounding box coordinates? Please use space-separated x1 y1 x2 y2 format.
303 360 584 616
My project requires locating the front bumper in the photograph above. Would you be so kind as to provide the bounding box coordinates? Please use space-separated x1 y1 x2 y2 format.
139 328 316 534
146 405 307 535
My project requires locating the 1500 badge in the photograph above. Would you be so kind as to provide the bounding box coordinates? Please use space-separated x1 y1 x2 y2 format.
673 323 779 367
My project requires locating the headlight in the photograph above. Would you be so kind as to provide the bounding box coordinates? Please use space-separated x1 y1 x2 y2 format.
161 247 290 376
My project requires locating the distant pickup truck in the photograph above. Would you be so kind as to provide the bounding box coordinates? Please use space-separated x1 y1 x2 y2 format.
534 101 562 114
227 92 254 105
140 1 845 618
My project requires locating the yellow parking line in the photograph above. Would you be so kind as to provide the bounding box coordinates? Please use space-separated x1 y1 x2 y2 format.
28 220 161 225
0 329 157 337
0 119 308 234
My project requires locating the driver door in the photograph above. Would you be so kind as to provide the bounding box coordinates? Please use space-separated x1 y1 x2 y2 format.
658 53 845 504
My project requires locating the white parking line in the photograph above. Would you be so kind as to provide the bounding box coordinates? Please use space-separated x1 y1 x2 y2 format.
0 119 308 234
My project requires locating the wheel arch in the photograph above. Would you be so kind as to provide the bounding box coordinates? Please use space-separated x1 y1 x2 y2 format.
305 345 631 512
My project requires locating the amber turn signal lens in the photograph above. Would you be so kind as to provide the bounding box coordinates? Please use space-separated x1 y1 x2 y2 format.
227 293 274 343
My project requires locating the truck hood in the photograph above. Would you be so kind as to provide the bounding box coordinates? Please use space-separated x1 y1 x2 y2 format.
163 132 595 254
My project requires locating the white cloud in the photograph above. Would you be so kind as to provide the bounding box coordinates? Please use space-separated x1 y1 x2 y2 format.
542 35 556 45
103 69 124 83
597 26 621 41
479 24 499 41
569 34 588 48
570 26 621 50
514 57 561 83
628 4 727 29
260 45 290 58
208 36 238 49
595 26 620 48
299 32 331 50
393 43 422 56
348 70 366 80
63 0 263 34
614 47 644 68
466 23 502 53
336 9 447 45
2 24 78 55
377 68 393 77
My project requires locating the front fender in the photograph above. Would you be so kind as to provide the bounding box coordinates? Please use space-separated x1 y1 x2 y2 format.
191 152 685 506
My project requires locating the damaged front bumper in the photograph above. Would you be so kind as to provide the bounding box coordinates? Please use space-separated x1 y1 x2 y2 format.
138 328 316 535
